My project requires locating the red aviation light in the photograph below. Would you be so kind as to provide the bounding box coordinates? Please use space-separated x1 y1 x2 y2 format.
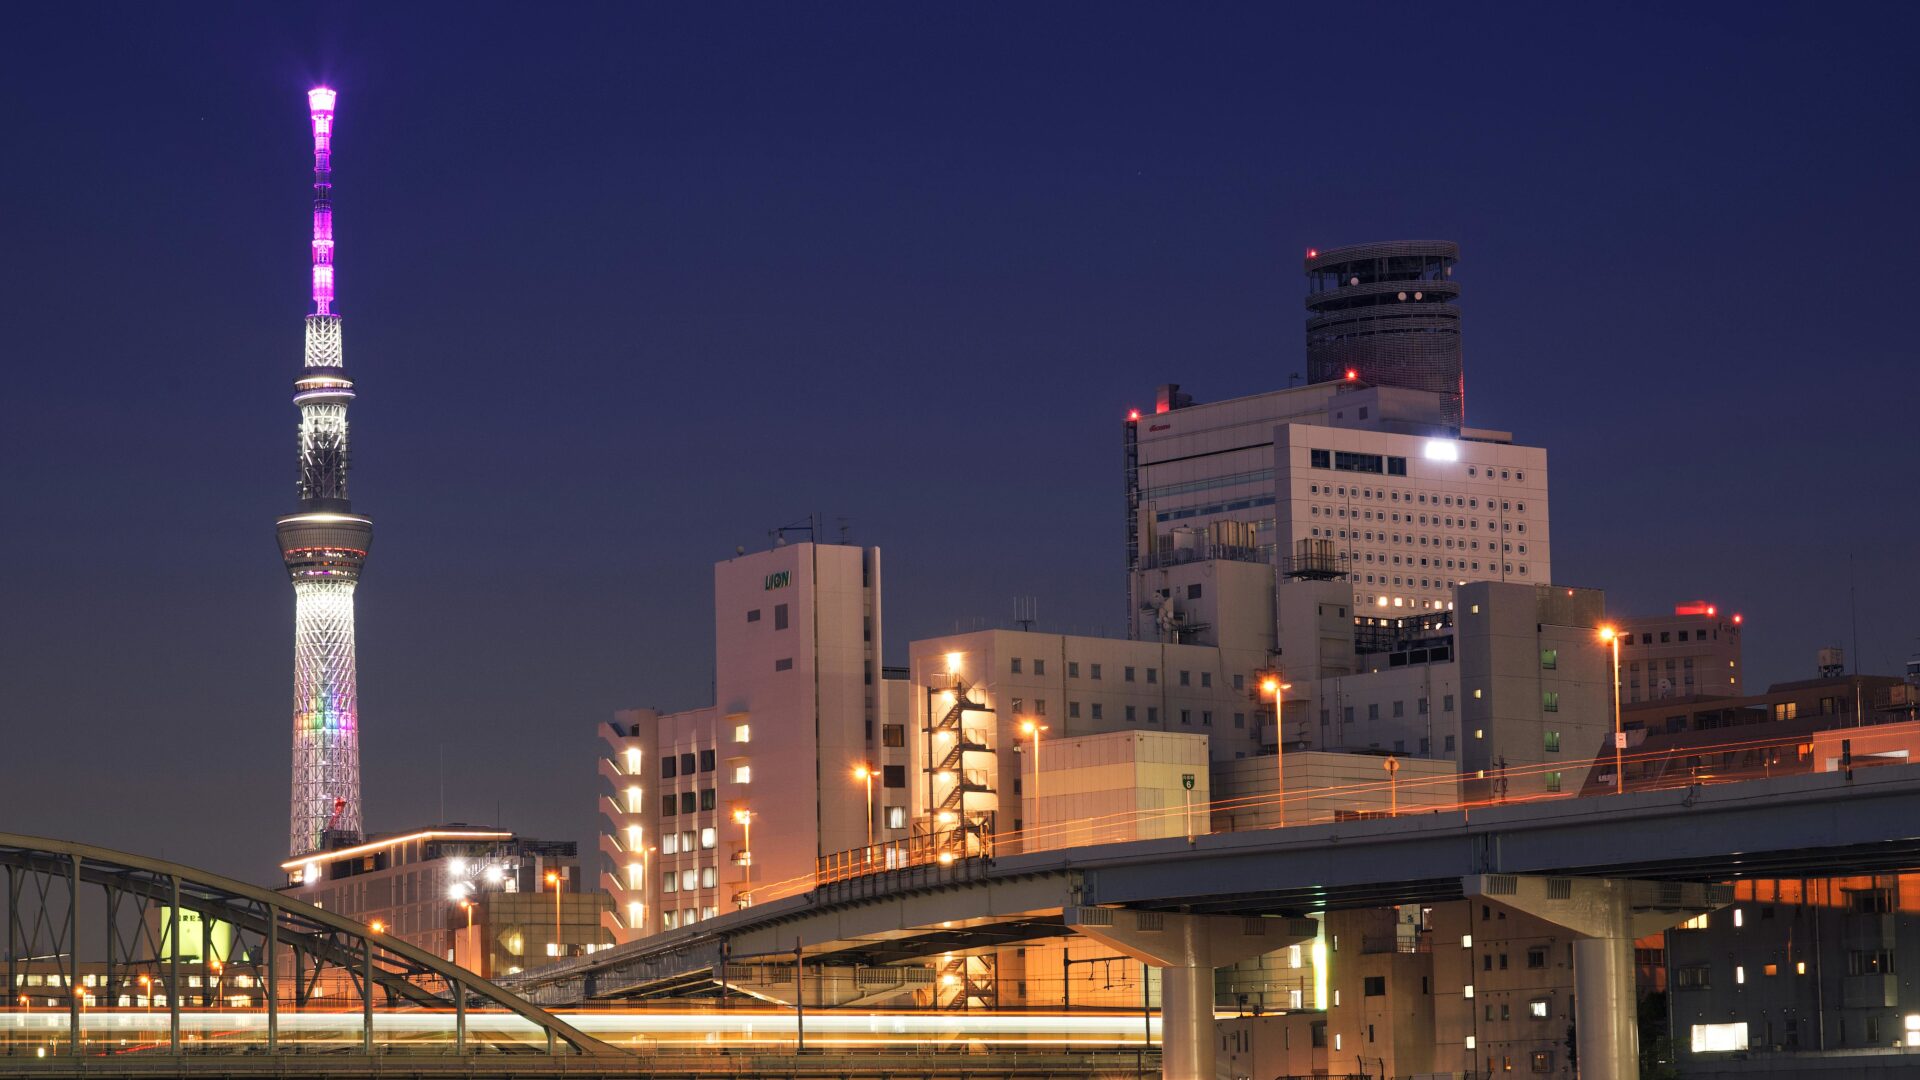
1732 613 1743 625
1345 368 1359 381
1307 248 1319 259
1127 409 1141 422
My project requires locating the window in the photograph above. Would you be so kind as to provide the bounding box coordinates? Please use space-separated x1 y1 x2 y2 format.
1187 583 1203 600
700 827 716 849
1179 709 1191 725
1444 735 1456 752
1674 964 1710 990
883 723 905 747
1180 670 1191 687
885 806 906 829
1544 731 1560 753
1542 691 1559 712
774 604 789 630
1530 998 1549 1019
1368 703 1380 720
1847 888 1893 914
661 794 677 817
700 749 715 772
1147 668 1158 684
701 867 716 888
1540 648 1558 670
680 752 696 774
1544 771 1562 792
1147 707 1159 723
1848 949 1895 975
1091 703 1103 720
1527 947 1547 969
774 657 793 671
680 869 697 891
1091 664 1102 680
1530 1051 1553 1073
1201 672 1212 688
1310 449 1331 469
661 757 677 779
1067 661 1080 678
883 765 906 788
733 723 751 743
1124 666 1136 682
1363 976 1385 996
731 764 752 783
662 873 677 894
1033 659 1045 676
1444 694 1455 712
746 609 761 623
661 833 680 855
1069 702 1081 719
1387 456 1407 476
699 788 716 810
1011 658 1022 675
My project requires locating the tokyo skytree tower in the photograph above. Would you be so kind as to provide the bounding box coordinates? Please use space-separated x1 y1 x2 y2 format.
277 88 372 857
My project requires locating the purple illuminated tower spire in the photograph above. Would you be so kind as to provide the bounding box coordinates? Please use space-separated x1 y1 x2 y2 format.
277 87 371 857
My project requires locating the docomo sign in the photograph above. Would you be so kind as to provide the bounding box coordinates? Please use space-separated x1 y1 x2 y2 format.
764 570 791 591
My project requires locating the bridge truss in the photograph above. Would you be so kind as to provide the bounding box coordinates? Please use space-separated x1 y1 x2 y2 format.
0 833 607 1058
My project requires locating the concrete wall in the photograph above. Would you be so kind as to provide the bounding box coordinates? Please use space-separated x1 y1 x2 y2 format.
1022 729 1211 849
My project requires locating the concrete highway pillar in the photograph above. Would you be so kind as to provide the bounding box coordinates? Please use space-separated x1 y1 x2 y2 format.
1065 906 1316 1080
1464 876 1727 1080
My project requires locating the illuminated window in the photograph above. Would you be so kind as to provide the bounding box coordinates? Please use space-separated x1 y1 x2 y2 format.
700 828 716 849
700 867 716 888
1690 1022 1747 1053
1677 913 1708 930
1530 999 1548 1019
886 806 906 829
661 834 679 855
623 748 641 773
733 723 751 743
732 765 752 784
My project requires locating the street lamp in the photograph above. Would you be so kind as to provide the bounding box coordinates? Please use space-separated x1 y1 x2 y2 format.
853 764 876 856
545 870 562 956
1260 675 1294 826
1018 719 1048 839
209 959 222 1012
1599 627 1623 795
137 974 152 1013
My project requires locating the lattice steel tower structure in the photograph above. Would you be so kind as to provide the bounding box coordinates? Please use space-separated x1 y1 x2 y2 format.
1305 240 1463 430
277 87 372 857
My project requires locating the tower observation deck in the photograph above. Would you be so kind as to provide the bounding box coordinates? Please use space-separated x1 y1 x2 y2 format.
1305 240 1463 430
278 88 371 857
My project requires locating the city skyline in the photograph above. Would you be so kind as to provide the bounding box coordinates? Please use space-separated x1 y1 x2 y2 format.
3 3 1917 885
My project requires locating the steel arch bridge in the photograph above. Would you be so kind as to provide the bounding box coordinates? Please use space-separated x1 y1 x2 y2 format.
0 833 610 1060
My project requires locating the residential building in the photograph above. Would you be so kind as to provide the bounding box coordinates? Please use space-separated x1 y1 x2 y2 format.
598 541 894 943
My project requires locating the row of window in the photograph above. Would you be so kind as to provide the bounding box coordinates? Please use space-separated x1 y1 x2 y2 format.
660 789 717 816
1306 480 1529 504
1308 448 1410 475
1007 657 1257 692
659 906 719 930
1325 696 1456 722
661 750 716 778
1156 495 1276 523
744 603 791 629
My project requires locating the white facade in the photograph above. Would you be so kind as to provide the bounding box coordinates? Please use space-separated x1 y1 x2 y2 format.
1127 380 1549 622
599 542 894 943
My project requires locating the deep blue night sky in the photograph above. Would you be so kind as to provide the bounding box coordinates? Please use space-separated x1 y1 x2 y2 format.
3 4 1915 882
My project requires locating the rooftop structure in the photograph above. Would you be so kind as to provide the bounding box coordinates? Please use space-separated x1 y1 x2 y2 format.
1305 240 1463 429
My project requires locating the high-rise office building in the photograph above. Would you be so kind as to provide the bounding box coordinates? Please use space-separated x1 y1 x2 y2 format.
1304 240 1463 429
276 88 372 857
1123 379 1548 628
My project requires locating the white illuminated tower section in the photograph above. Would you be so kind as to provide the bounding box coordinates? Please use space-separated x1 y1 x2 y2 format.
278 87 372 857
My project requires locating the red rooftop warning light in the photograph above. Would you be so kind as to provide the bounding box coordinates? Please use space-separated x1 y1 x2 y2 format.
1732 613 1743 625
1345 368 1359 381
1126 408 1141 422
1307 248 1319 259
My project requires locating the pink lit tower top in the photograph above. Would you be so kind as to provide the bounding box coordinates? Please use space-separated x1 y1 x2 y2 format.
277 87 372 857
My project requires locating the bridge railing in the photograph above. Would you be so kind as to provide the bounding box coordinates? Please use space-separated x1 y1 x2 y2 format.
784 725 1916 894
